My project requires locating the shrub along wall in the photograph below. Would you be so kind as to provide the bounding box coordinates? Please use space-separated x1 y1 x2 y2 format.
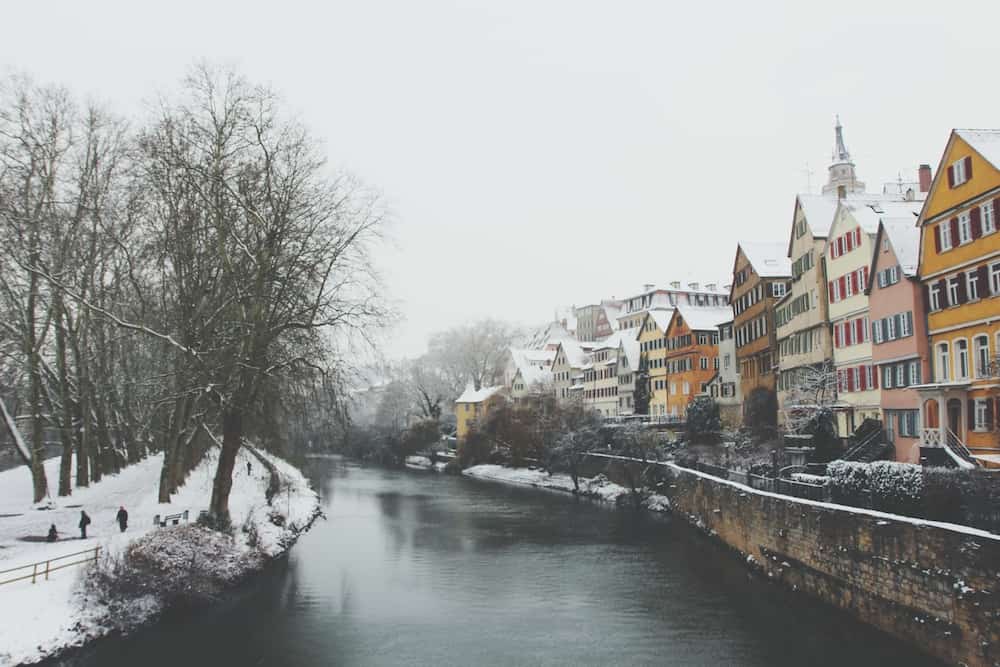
618 458 1000 667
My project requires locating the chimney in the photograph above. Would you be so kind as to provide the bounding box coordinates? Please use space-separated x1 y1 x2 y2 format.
688 282 699 290
643 283 655 292
670 281 681 289
918 164 932 193
705 283 717 291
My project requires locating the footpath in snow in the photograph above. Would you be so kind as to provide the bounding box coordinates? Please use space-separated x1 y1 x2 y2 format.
0 447 319 666
459 463 671 512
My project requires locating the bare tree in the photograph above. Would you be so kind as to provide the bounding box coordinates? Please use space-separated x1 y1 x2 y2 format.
782 360 838 435
427 319 519 392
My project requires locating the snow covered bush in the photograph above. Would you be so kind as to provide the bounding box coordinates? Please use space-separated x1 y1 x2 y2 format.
828 460 922 514
84 525 264 614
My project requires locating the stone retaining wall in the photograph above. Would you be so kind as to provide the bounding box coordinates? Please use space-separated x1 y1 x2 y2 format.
593 455 1000 666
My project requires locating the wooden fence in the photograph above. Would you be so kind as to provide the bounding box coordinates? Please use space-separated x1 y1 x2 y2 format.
0 546 101 587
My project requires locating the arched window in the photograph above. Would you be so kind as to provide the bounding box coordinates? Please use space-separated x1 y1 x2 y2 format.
936 342 950 382
955 339 969 380
974 335 990 378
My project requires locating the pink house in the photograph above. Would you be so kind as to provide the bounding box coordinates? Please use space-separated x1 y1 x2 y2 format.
866 218 932 463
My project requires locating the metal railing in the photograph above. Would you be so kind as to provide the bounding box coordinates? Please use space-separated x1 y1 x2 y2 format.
689 461 831 502
0 546 101 587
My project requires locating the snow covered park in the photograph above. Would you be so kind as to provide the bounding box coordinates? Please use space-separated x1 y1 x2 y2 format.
0 448 319 665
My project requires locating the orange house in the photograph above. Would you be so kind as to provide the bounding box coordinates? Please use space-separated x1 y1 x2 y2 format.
915 129 1000 468
663 305 732 418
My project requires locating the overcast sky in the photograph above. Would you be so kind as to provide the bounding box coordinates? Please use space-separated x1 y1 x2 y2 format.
2 0 998 358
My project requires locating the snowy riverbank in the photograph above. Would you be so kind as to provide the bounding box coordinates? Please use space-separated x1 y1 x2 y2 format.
461 464 671 512
0 448 320 666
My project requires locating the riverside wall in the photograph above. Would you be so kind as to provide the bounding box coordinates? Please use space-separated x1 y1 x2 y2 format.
592 455 1000 667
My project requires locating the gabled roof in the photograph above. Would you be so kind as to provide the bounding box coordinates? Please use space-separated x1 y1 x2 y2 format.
455 385 504 404
638 308 674 336
737 241 792 278
672 304 732 332
617 332 641 369
867 218 922 294
955 129 1000 169
593 327 637 351
795 193 841 239
552 338 591 369
514 364 553 387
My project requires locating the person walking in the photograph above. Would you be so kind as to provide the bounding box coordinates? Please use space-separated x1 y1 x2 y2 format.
247 460 252 476
116 506 129 533
79 510 91 539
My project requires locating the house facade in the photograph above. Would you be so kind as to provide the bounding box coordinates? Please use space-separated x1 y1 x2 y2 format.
916 129 1000 467
663 305 730 418
637 309 673 416
867 219 931 463
550 339 591 404
731 242 791 423
615 329 641 415
455 386 505 441
707 320 741 427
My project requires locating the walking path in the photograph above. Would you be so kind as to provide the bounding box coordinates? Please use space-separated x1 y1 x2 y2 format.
0 447 318 665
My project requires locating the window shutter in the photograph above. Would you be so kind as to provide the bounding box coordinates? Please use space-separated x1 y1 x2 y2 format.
957 275 968 304
995 199 1000 227
938 279 949 307
987 401 995 431
855 318 863 342
934 225 942 253
862 266 869 289
858 367 867 391
965 156 973 181
872 366 879 389
978 265 990 294
922 285 931 312
968 400 976 430
834 324 841 348
828 281 835 302
855 228 862 246
840 276 847 296
950 217 960 247
947 165 955 188
851 271 859 293
971 206 982 238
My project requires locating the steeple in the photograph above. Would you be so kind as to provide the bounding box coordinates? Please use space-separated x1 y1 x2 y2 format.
822 115 865 198
832 114 851 164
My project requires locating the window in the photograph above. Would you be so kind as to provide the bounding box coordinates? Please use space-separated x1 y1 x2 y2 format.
937 342 950 382
929 283 941 311
958 212 972 244
955 339 969 380
669 383 676 395
700 357 708 370
983 202 996 234
895 364 905 387
974 335 990 378
872 319 883 344
900 312 912 337
882 365 893 388
952 157 968 186
772 282 787 298
723 353 731 370
885 316 896 341
991 262 1000 296
974 399 990 431
967 270 980 301
682 381 690 394
939 223 952 251
948 276 960 306
908 360 920 385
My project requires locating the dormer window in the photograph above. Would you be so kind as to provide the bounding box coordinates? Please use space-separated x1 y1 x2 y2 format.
948 156 971 188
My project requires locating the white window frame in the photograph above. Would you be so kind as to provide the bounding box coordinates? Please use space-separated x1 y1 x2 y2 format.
991 262 1000 296
882 365 893 389
930 283 941 311
955 338 970 380
953 158 968 186
982 202 996 234
974 398 990 431
895 364 905 387
958 211 972 244
974 335 990 379
939 223 952 251
967 270 980 301
886 316 896 340
948 276 960 306
900 311 912 337
937 342 950 382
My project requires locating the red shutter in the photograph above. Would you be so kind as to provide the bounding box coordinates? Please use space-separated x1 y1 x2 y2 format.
965 156 973 181
872 366 879 389
950 217 960 247
834 323 841 348
859 367 868 391
855 228 862 246
855 318 863 342
851 271 859 293
863 266 869 289
839 276 847 296
934 224 942 253
947 165 955 188
828 281 835 302
971 206 982 239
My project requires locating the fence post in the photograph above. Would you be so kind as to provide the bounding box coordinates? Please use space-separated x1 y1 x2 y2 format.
31 563 37 584
45 559 50 581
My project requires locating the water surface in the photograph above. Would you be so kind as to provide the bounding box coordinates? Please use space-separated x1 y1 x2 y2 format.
65 458 941 666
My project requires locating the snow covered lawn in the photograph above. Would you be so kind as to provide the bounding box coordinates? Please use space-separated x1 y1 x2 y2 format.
462 464 671 512
0 447 319 665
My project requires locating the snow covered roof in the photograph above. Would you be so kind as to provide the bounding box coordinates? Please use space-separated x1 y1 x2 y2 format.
618 333 640 369
455 385 504 404
796 194 840 238
739 241 792 277
515 364 553 387
843 199 922 235
879 218 922 277
643 308 674 334
840 201 883 234
554 338 592 369
602 302 622 324
673 304 733 332
956 129 1000 169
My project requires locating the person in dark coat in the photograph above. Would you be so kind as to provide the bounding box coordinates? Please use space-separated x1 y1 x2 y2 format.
47 524 58 542
79 510 91 539
247 460 252 476
116 506 128 533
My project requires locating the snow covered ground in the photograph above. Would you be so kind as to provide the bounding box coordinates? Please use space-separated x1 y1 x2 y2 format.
462 464 671 512
0 447 319 665
404 455 448 472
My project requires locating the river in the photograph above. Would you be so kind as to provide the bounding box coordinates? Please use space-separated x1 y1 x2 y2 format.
63 457 941 666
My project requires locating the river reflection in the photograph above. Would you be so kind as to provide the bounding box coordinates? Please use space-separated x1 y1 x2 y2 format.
60 457 942 666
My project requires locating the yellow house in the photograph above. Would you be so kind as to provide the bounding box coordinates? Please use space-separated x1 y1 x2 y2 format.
454 385 505 441
637 309 673 417
916 129 1000 467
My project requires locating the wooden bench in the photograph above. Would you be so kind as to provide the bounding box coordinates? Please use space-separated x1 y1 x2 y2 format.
152 510 189 527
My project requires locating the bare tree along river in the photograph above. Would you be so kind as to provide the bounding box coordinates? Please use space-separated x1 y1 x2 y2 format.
65 457 941 666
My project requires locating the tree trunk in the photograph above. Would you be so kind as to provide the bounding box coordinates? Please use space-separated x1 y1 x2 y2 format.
209 408 243 524
55 301 74 496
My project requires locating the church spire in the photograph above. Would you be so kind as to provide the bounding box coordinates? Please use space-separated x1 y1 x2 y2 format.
821 115 865 197
832 114 851 164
